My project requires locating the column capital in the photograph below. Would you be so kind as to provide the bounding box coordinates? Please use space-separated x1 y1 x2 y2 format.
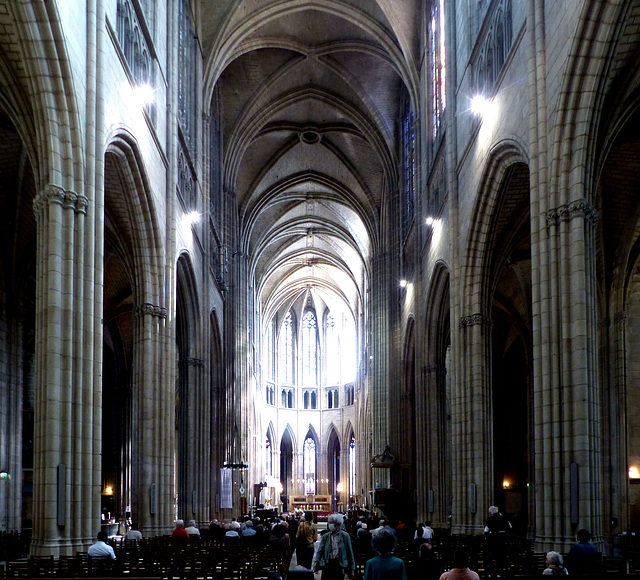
34 185 88 219
133 302 168 318
545 198 598 228
459 313 491 329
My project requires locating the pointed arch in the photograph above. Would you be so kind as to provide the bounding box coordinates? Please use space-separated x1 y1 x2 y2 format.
462 138 529 317
327 427 341 496
280 424 296 500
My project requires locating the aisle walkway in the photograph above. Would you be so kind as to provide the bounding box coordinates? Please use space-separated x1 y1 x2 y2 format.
288 523 326 579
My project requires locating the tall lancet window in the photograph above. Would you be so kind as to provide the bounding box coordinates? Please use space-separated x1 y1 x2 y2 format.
265 435 272 477
402 99 415 236
326 313 339 384
302 310 318 386
279 312 294 384
430 0 446 140
349 436 356 497
304 435 317 494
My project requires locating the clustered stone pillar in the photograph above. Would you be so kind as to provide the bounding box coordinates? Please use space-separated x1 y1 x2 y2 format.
534 200 602 550
31 186 99 556
131 303 174 538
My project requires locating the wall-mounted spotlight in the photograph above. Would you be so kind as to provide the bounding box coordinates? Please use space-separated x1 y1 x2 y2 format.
399 279 408 288
425 217 435 226
630 466 640 482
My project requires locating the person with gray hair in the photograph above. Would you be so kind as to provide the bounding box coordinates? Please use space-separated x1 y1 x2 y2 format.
312 513 355 579
185 519 200 536
542 551 568 575
363 527 407 580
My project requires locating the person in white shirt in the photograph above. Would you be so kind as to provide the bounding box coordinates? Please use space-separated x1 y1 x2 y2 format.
125 522 143 540
414 521 434 541
88 531 116 560
185 519 200 536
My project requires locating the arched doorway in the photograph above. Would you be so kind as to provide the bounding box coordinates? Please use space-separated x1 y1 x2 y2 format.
280 427 294 511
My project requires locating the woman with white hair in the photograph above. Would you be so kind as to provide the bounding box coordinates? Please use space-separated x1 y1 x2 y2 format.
312 513 355 579
542 551 568 575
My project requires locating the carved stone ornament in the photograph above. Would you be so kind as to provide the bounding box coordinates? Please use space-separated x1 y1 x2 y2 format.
459 313 491 329
546 198 599 228
370 445 396 468
133 302 168 318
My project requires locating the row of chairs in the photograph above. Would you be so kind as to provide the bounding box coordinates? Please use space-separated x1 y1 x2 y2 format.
0 542 287 579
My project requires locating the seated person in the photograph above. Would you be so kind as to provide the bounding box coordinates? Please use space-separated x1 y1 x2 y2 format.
88 530 116 573
185 519 200 536
543 551 568 576
124 522 142 540
241 520 257 537
88 530 116 560
172 519 189 539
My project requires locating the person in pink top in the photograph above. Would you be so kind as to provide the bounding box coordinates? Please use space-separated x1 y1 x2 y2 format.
439 548 480 580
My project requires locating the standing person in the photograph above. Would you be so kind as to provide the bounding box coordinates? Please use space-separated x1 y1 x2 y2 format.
566 529 598 573
312 513 356 579
483 506 510 534
414 521 434 542
439 548 479 580
484 506 510 571
363 527 407 580
295 511 318 569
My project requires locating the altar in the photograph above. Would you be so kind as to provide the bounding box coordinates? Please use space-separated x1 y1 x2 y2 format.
290 494 332 512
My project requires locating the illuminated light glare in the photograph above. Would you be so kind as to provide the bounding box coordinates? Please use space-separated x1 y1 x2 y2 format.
502 480 510 489
471 95 490 116
425 216 435 226
336 482 344 492
431 218 443 248
399 279 408 288
133 83 155 107
630 467 640 479
105 486 113 495
185 211 200 225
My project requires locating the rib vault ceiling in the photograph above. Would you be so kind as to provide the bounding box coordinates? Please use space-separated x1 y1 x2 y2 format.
201 0 420 321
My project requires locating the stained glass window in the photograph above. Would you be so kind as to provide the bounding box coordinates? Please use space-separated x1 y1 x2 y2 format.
302 311 318 386
402 101 415 235
304 436 317 494
326 314 339 384
349 436 356 496
279 313 294 384
266 436 272 476
430 0 446 140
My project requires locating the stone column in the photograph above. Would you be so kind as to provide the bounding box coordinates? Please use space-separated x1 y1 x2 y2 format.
31 186 98 556
131 303 174 537
416 363 447 525
370 249 391 490
534 200 601 550
452 314 492 534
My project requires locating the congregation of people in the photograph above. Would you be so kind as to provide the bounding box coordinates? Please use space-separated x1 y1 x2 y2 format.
0 506 613 579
